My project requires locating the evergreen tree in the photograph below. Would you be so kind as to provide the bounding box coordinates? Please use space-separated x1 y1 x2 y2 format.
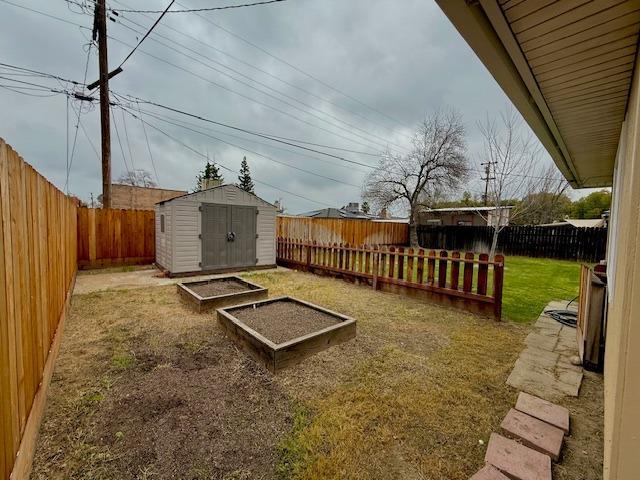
195 160 224 190
361 201 370 214
237 156 255 194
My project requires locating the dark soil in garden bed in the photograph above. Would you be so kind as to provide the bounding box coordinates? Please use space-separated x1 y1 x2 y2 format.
232 300 341 344
187 278 252 297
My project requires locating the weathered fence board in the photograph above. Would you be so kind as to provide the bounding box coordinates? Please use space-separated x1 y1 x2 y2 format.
417 225 607 262
77 207 155 269
277 216 408 246
277 237 504 320
0 139 77 479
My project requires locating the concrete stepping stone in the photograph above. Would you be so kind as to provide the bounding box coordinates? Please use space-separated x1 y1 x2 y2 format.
515 392 570 433
501 408 564 461
485 433 552 480
470 464 510 480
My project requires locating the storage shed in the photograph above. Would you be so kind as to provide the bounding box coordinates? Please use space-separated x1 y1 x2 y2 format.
155 184 277 276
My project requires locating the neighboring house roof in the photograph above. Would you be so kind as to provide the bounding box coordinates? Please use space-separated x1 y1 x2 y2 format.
540 219 606 228
435 1 639 188
297 207 376 219
423 206 514 213
155 183 275 208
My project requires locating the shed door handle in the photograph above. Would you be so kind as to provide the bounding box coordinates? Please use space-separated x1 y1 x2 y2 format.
227 231 236 242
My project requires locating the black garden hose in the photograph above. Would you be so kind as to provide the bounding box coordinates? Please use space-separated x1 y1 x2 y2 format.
544 296 579 328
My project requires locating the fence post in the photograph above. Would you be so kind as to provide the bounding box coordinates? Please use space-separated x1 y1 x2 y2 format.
493 254 504 321
372 246 379 290
306 242 311 271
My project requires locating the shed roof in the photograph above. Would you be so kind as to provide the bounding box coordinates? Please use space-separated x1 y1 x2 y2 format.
155 183 276 208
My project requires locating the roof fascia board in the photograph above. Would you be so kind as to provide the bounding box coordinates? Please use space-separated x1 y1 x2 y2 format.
436 0 581 187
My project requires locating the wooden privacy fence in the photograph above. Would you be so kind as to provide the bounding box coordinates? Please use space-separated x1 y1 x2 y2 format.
417 225 607 262
277 237 504 320
77 207 155 269
0 139 77 479
277 216 409 246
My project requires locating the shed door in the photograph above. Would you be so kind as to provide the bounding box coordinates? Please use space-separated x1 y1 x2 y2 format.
201 204 256 269
229 205 257 267
201 204 229 269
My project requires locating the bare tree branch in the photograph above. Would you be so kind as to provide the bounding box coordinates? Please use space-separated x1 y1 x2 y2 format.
363 109 469 246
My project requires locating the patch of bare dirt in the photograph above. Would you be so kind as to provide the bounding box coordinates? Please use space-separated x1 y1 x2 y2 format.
95 340 291 479
232 300 341 344
554 370 604 480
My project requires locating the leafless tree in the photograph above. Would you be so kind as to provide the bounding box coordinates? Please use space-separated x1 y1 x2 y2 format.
363 109 469 246
478 107 569 258
117 169 157 188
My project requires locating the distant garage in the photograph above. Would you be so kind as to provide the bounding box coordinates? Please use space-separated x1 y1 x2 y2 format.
155 184 277 276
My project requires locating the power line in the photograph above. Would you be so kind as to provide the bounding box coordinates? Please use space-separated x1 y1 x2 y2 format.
127 112 331 207
111 0 411 142
175 0 411 129
108 11 409 153
115 0 174 70
0 61 379 171
119 105 362 189
110 0 288 14
120 107 136 171
103 30 403 154
112 91 379 169
110 103 132 174
130 103 370 174
136 102 160 185
66 43 94 192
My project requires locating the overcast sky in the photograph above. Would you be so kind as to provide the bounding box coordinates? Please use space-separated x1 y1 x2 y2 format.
0 0 595 213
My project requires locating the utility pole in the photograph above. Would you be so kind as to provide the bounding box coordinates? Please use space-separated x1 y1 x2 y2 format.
480 161 496 206
96 0 111 208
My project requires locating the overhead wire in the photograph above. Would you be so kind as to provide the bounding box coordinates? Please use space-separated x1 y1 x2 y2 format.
110 0 288 14
128 103 370 174
119 104 362 189
136 102 160 185
66 42 94 192
112 91 380 169
115 0 175 70
103 31 403 154
124 111 332 207
110 103 133 174
108 9 409 153
110 0 411 142
175 0 411 129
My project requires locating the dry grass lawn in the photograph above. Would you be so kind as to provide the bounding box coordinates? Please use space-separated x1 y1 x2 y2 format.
31 270 602 479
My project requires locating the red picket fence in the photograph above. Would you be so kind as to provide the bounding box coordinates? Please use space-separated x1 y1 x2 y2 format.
276 238 504 320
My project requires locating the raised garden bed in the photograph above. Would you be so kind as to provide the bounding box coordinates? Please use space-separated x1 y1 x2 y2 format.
217 296 356 373
177 276 268 312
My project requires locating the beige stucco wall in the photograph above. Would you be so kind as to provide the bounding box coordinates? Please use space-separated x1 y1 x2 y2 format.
603 52 640 480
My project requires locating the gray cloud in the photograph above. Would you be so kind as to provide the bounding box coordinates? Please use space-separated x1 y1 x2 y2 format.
0 0 590 214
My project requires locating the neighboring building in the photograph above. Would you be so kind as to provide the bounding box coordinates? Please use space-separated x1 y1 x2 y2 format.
298 202 377 219
437 2 640 478
297 202 409 222
418 206 513 227
111 184 186 210
540 219 607 229
155 184 276 276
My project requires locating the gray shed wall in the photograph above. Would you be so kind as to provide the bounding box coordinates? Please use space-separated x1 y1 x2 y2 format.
156 185 276 274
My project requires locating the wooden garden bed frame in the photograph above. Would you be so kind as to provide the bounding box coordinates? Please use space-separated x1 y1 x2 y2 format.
177 276 268 312
217 296 356 373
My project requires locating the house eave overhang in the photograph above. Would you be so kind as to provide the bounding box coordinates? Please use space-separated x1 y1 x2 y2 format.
436 0 616 188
